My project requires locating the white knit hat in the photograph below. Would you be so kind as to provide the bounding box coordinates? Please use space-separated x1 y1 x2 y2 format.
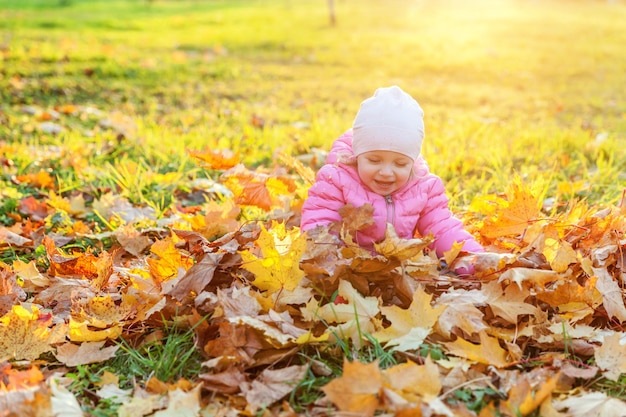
352 86 425 161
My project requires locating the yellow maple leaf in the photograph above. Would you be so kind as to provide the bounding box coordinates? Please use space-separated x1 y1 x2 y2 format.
504 373 559 416
147 237 194 287
240 222 306 295
444 330 509 368
0 305 67 361
373 286 445 351
69 318 122 342
480 178 542 239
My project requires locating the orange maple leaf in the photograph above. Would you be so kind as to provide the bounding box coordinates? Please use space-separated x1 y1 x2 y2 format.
322 360 383 416
187 148 240 170
147 237 194 287
480 178 541 239
220 165 296 211
16 171 56 190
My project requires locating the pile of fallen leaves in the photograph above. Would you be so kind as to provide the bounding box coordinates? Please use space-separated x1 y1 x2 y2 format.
2 146 626 417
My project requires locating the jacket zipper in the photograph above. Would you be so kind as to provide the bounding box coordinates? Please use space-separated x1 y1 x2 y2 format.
385 194 395 226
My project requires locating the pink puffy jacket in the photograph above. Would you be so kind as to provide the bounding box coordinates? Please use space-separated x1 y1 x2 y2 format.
300 130 484 257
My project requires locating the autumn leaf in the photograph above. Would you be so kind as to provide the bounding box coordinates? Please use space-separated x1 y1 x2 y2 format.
55 341 119 366
593 266 626 323
16 171 55 190
338 203 375 235
322 360 383 416
69 318 122 343
444 331 509 368
373 286 445 351
552 391 626 417
374 223 433 261
479 178 541 239
504 372 559 416
0 305 67 361
482 281 538 324
241 365 307 412
382 357 441 401
594 332 626 381
220 165 296 210
239 222 306 295
188 148 240 170
147 237 194 287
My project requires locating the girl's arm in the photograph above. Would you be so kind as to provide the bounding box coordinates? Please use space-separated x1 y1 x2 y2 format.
300 166 347 231
416 176 483 257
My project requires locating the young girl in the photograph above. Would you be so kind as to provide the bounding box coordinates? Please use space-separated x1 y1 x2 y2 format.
300 85 483 265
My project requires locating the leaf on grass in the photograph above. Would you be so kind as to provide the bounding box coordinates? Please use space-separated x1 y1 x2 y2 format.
322 360 383 417
55 341 119 367
69 318 122 343
553 391 626 417
480 178 541 239
241 365 307 412
18 196 50 221
50 379 82 417
114 224 152 257
374 286 445 351
594 332 626 381
0 305 67 361
188 148 240 170
444 331 509 368
117 393 163 417
152 385 202 417
504 372 559 416
383 357 441 402
220 165 296 210
240 222 306 295
166 252 224 301
147 237 194 287
483 281 538 324
593 266 626 323
16 171 55 190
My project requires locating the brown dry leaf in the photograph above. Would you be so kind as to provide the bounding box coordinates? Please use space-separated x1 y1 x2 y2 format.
199 365 247 395
166 252 224 301
480 178 541 239
55 341 119 366
18 196 50 221
241 365 307 412
374 224 433 261
552 391 626 417
444 331 509 368
483 281 538 324
147 237 194 287
373 286 445 351
322 360 383 417
594 332 626 381
0 305 67 361
338 203 375 234
114 223 152 257
593 267 626 323
239 222 306 295
435 288 489 337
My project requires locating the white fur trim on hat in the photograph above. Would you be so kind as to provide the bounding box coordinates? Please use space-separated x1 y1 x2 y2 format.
352 85 424 161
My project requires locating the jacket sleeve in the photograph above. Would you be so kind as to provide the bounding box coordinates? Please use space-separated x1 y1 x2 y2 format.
300 165 347 231
416 176 484 257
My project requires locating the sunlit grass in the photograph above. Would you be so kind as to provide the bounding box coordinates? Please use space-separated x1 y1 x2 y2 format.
1 0 625 206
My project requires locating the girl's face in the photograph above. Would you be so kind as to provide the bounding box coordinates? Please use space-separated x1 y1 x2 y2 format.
356 150 414 195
